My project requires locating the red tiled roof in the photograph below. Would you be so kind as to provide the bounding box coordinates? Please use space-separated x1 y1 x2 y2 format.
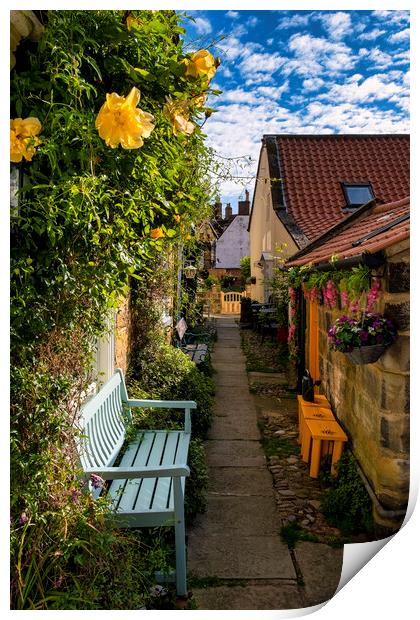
286 197 410 267
267 134 410 242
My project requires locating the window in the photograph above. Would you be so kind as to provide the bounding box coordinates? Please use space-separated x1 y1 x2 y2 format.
342 183 374 208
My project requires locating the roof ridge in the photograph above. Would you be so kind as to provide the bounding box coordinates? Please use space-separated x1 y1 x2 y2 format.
371 196 410 215
263 134 410 139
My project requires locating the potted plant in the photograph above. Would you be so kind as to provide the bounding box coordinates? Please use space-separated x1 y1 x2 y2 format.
327 313 397 364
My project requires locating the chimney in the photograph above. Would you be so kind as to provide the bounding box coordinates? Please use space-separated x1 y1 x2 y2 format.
238 189 250 216
225 203 232 219
214 197 222 219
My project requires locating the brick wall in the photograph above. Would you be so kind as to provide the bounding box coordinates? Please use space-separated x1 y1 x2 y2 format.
315 241 409 532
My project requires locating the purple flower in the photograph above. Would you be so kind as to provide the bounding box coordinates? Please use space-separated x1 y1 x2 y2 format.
19 512 28 525
360 330 369 342
90 474 105 490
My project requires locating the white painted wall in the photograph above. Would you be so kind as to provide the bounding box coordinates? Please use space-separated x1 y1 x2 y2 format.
215 215 250 268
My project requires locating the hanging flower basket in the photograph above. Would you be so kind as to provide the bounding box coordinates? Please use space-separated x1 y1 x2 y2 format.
328 313 397 364
344 343 389 365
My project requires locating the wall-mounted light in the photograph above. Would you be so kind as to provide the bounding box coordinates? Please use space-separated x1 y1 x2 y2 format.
184 261 197 279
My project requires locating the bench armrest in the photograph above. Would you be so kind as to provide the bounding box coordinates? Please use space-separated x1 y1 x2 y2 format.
126 399 196 410
126 399 196 433
84 464 190 480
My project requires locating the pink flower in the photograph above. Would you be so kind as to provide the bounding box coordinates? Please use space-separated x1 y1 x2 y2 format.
341 290 349 308
322 280 337 308
366 279 381 312
288 324 296 343
349 299 360 314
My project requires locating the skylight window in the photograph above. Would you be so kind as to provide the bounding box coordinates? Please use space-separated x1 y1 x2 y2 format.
342 183 375 208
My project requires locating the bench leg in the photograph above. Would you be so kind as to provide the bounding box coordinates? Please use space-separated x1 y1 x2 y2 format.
173 478 188 597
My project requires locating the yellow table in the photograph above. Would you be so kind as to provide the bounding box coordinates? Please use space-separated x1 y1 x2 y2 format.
300 407 336 457
301 418 348 478
297 394 331 443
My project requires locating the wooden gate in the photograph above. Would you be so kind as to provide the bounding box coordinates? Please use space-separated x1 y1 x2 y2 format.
220 291 246 314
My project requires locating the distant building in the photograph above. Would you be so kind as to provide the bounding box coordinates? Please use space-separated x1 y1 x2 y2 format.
214 190 250 269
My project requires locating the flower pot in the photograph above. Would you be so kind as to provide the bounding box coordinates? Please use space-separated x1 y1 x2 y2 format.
344 343 388 364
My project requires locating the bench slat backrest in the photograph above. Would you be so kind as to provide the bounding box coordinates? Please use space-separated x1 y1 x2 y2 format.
78 370 130 471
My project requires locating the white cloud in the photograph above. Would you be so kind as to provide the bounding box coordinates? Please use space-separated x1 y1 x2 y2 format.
372 10 410 25
321 74 407 106
267 38 274 45
239 51 287 79
303 101 409 133
226 11 239 19
192 16 212 35
302 77 325 91
219 88 259 105
277 13 311 30
318 12 352 40
389 28 410 44
365 48 393 69
256 83 289 100
287 34 356 77
247 16 259 28
359 28 386 41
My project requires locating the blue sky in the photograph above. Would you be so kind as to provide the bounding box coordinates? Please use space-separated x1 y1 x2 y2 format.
180 9 410 212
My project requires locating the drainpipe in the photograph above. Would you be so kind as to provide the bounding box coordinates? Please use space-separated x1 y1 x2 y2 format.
304 251 385 273
351 449 407 520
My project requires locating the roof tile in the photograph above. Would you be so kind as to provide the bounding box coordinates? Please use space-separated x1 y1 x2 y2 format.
270 134 410 241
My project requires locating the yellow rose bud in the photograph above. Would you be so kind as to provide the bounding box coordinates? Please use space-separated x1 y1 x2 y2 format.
174 214 181 224
150 227 165 239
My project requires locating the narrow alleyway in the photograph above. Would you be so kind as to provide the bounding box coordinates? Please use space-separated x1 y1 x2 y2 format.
187 316 342 610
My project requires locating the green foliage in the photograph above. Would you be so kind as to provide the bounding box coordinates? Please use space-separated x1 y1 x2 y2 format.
280 521 320 549
320 451 374 535
11 9 218 610
185 438 209 521
127 341 215 440
240 255 251 282
260 436 300 459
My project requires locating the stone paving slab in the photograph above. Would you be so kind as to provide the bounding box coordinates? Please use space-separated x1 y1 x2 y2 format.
207 415 261 440
189 495 280 536
188 533 295 579
207 466 275 495
294 542 343 607
248 371 289 385
205 439 266 467
192 583 305 610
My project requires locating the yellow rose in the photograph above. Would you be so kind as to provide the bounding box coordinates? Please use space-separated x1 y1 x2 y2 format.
126 14 140 31
10 117 42 162
150 227 165 239
163 97 195 136
95 87 154 149
193 93 206 108
184 49 217 81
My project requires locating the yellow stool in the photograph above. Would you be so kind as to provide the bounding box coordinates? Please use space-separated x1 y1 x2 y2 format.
297 394 331 443
301 418 348 478
300 407 336 457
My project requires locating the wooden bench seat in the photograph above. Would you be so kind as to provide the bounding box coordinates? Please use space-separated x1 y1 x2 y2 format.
77 369 196 597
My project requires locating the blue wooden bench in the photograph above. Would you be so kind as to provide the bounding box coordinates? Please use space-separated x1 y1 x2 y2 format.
77 369 196 597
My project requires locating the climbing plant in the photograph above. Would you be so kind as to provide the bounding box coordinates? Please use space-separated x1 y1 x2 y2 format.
10 10 219 609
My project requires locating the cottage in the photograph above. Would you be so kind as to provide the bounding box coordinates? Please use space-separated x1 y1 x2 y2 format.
286 196 410 535
248 134 410 302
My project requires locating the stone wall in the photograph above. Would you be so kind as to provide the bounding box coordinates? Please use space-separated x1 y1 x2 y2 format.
315 241 409 533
